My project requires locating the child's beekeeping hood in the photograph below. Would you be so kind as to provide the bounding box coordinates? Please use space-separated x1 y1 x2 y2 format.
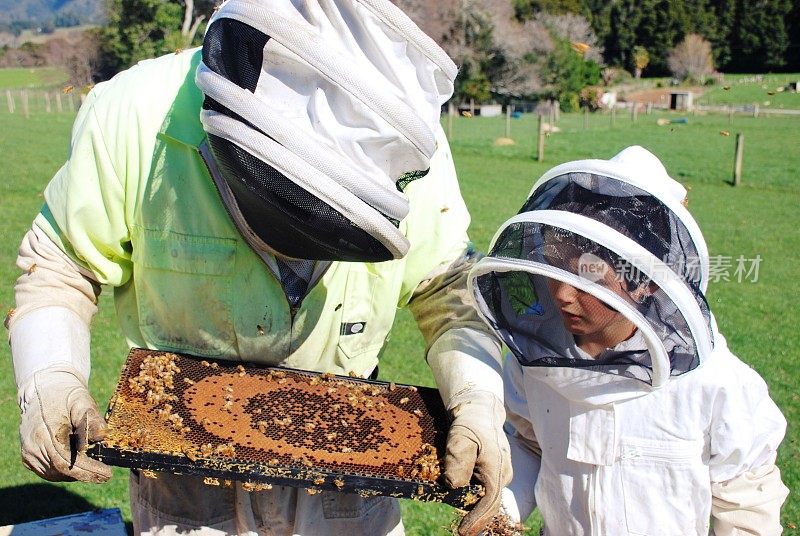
468 146 714 404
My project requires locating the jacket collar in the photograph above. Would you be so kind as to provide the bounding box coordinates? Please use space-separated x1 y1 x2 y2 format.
157 48 206 149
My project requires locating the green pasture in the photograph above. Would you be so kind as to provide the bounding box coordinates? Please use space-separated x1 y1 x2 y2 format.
697 73 800 109
0 67 69 90
0 105 797 534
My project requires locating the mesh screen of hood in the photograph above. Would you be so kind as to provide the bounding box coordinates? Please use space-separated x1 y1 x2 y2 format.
523 172 705 291
473 217 712 386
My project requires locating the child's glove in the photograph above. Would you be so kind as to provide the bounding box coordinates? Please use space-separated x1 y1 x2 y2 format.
19 365 111 483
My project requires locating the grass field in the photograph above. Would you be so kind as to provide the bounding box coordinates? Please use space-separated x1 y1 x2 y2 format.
0 67 69 90
0 104 797 534
696 73 800 109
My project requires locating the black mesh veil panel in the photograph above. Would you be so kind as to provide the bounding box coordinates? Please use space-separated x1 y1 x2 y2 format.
201 19 268 124
203 19 269 92
208 134 394 262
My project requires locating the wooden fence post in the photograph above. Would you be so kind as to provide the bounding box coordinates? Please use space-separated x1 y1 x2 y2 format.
631 103 638 123
646 102 653 115
505 104 511 138
536 114 545 162
21 90 29 118
6 90 14 113
447 101 454 139
752 104 759 118
44 92 52 113
610 106 616 127
55 92 63 112
733 133 744 186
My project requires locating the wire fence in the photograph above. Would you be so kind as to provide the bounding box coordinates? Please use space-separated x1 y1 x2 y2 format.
3 88 85 117
5 87 799 119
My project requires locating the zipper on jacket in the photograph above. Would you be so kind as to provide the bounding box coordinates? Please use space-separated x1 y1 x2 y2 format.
199 140 322 326
619 447 642 460
619 441 699 463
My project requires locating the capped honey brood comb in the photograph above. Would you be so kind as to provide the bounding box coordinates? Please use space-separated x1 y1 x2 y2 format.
88 348 482 507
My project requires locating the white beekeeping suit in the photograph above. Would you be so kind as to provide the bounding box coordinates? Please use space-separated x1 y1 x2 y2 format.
468 146 788 535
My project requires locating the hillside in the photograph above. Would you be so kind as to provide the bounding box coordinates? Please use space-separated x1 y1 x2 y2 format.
0 0 103 28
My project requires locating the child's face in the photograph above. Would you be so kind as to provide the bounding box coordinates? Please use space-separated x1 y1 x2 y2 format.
546 278 626 333
545 258 639 353
540 231 649 353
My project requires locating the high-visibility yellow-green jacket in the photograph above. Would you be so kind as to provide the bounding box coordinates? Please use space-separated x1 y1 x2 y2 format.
35 49 474 376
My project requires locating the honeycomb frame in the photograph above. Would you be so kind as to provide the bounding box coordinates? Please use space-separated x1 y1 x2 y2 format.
87 348 484 508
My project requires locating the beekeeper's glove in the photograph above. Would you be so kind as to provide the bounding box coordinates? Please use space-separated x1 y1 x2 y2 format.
19 364 111 483
7 229 111 483
9 303 111 483
428 328 512 536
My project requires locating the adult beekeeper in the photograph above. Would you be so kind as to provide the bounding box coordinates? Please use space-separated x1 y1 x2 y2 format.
6 1 511 534
467 146 788 534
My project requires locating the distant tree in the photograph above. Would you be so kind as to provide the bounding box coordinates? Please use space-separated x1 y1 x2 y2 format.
633 0 687 75
580 0 798 73
0 41 46 67
55 11 83 28
67 31 102 86
668 33 714 83
600 66 631 86
481 0 552 98
727 0 791 72
460 66 492 103
539 12 603 63
513 0 582 20
390 0 461 57
42 32 101 86
10 21 28 37
632 45 649 78
98 0 214 78
450 1 497 102
579 0 613 55
604 0 640 72
40 20 56 34
705 0 735 69
396 1 619 105
787 0 800 70
542 37 600 111
681 0 719 40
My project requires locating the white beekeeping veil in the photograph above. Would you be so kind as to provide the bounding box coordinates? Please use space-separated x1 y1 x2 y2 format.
196 0 457 262
468 146 714 397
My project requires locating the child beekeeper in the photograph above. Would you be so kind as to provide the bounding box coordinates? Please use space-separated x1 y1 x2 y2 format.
467 146 789 535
